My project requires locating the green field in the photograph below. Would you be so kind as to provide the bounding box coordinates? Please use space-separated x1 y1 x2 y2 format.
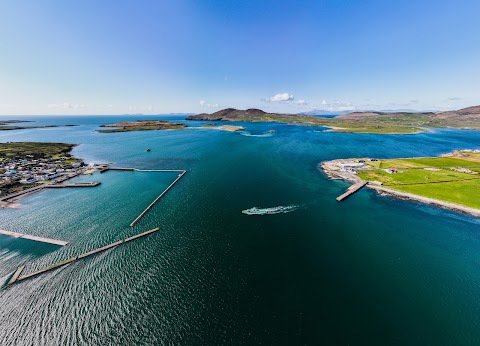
355 154 480 209
0 142 76 159
376 157 480 169
392 180 480 209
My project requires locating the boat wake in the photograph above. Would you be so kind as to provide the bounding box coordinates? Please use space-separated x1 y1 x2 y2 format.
242 204 300 215
239 131 274 138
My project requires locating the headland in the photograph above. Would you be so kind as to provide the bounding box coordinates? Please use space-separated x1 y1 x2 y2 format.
322 149 480 216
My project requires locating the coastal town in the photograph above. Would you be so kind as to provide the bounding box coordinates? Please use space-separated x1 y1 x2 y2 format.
0 155 85 193
0 142 104 207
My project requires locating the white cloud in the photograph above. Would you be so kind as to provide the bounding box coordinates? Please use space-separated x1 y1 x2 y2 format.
263 93 294 103
200 100 218 108
48 102 88 109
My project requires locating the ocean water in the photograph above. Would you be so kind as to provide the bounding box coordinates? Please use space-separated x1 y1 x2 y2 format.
1 116 480 344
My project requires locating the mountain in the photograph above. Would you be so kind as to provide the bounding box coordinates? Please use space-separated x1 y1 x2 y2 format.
186 108 301 121
185 105 480 133
434 105 480 119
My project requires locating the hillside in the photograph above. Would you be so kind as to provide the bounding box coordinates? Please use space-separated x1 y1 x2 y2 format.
186 108 304 122
185 106 480 134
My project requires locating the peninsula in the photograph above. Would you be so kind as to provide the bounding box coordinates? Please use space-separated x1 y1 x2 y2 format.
322 149 480 216
98 120 186 132
186 105 480 134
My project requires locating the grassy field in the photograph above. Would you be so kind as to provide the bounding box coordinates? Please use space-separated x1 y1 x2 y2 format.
377 157 480 169
392 180 480 209
355 153 480 209
0 142 76 159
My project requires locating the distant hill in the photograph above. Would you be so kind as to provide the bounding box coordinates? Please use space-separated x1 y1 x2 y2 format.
434 105 480 119
186 108 302 121
185 105 480 134
337 105 480 120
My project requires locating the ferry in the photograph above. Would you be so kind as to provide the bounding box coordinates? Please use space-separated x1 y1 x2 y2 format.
242 207 275 215
242 205 298 215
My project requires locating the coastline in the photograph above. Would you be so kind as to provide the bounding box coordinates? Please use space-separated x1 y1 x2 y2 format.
200 125 246 132
368 184 480 217
321 159 480 218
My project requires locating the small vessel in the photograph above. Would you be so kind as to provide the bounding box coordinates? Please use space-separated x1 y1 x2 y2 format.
242 205 299 215
242 207 274 215
146 148 151 152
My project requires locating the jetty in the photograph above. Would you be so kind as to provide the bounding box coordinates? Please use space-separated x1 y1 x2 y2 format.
0 230 68 246
102 167 186 173
101 167 135 172
0 170 92 204
130 170 187 227
46 182 100 188
7 265 25 285
9 228 160 284
336 181 367 202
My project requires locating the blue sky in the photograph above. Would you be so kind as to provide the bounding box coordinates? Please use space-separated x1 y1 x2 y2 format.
1 0 479 115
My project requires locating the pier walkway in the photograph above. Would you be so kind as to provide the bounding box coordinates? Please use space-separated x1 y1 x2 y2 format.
336 181 367 202
46 182 100 188
130 170 187 227
0 230 68 246
8 228 160 284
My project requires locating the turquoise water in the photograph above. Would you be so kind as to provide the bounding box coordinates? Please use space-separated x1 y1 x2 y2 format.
1 116 480 344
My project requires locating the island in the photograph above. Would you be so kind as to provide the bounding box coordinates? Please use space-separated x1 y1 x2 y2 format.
0 120 78 131
98 120 186 132
186 105 480 134
321 149 480 216
0 142 91 207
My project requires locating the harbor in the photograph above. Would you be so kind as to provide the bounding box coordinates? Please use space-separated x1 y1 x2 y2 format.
0 170 93 206
3 166 187 286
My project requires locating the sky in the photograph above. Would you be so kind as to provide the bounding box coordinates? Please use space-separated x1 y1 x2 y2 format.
1 0 479 115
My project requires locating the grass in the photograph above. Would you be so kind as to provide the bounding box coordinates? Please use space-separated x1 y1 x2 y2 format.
357 168 474 185
354 154 480 209
390 180 480 209
0 142 76 159
377 157 480 169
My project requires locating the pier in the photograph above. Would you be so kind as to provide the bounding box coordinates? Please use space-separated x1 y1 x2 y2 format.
0 170 94 204
3 165 187 286
46 182 100 188
101 167 135 172
0 230 68 246
7 265 25 285
10 228 160 284
130 170 187 227
336 181 367 202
